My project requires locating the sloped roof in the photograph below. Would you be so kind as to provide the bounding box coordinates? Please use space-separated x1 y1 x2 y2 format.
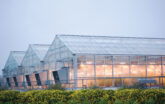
4 51 25 69
31 44 50 60
12 51 26 65
57 35 165 55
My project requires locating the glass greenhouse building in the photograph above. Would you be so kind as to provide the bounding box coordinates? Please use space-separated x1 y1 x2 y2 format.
2 51 25 87
2 35 165 89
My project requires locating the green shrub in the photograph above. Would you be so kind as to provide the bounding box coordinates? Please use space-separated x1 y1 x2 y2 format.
126 99 138 104
70 89 109 104
114 99 123 104
114 89 142 103
47 84 65 90
0 88 165 104
0 90 25 104
140 89 165 104
0 86 8 91
98 99 108 104
144 98 155 104
24 90 68 104
67 100 79 104
103 90 115 102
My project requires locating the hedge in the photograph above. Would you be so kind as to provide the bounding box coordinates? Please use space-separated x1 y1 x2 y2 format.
0 89 165 104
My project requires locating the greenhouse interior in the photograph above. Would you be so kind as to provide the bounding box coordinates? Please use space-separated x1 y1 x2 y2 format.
1 35 165 90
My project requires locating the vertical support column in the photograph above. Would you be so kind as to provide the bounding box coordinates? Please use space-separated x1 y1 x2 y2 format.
47 70 49 86
129 56 132 85
112 56 114 87
159 76 161 88
104 56 106 87
94 55 96 86
41 61 45 81
161 56 163 87
73 54 78 88
145 56 148 78
20 66 26 89
23 74 25 89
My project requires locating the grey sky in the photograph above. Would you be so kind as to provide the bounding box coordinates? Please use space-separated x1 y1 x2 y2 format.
0 0 165 75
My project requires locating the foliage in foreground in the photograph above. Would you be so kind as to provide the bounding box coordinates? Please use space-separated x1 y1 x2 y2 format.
0 89 165 104
0 86 8 91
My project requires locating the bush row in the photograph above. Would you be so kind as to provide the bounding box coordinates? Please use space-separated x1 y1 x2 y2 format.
0 89 165 104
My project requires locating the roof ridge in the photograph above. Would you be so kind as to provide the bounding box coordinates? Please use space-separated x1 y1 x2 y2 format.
30 44 50 46
30 44 50 60
11 51 26 53
56 34 165 40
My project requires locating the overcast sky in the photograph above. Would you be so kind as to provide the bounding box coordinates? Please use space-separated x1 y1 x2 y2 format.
0 0 165 75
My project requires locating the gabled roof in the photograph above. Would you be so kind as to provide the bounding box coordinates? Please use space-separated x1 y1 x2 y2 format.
12 51 26 65
57 34 165 55
4 51 25 69
30 44 50 60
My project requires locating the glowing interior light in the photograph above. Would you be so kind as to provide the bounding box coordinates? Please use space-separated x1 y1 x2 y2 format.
132 71 138 74
120 62 127 64
86 61 93 64
76 59 163 87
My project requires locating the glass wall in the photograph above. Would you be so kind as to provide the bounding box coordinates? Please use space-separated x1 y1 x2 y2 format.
76 55 165 88
21 46 41 75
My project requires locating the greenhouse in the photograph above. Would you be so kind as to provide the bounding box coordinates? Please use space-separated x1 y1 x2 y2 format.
44 35 165 88
20 44 50 89
2 35 165 89
2 51 25 87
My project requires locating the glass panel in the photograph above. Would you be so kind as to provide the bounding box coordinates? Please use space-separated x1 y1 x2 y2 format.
78 56 86 64
105 56 112 65
69 61 74 80
87 65 95 77
130 56 138 65
114 65 129 77
105 65 112 77
114 78 121 87
131 65 146 77
154 77 160 87
96 65 105 77
87 79 95 87
122 78 131 86
163 57 165 64
138 56 146 65
113 56 129 65
77 64 94 78
78 55 94 64
96 79 105 87
147 65 161 77
105 79 113 87
163 78 165 87
163 65 165 76
131 65 139 77
96 56 105 65
147 56 161 65
86 56 94 64
138 65 146 77
77 79 82 88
